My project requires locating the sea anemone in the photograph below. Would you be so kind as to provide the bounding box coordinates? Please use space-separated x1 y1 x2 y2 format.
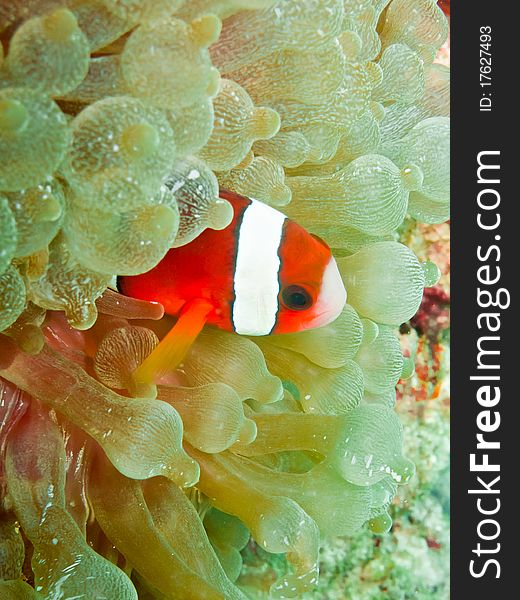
0 1 449 598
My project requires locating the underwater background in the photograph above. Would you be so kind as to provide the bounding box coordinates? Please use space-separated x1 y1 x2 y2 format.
0 1 450 598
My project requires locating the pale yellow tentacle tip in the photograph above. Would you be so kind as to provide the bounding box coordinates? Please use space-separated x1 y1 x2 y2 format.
189 15 222 48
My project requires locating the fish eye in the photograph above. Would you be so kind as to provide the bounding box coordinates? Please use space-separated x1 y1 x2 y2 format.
281 285 313 311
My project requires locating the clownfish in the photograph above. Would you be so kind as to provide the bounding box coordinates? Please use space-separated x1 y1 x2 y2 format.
118 190 346 385
438 0 450 17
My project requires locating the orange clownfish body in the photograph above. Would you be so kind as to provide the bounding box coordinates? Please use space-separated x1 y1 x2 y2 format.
118 190 346 385
438 0 450 17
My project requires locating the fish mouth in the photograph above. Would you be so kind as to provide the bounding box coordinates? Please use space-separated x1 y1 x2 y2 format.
307 257 347 329
309 304 344 329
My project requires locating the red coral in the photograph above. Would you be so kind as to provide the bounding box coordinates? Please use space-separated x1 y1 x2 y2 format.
410 286 450 342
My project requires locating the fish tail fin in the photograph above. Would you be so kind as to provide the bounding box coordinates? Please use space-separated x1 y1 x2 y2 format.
132 298 213 386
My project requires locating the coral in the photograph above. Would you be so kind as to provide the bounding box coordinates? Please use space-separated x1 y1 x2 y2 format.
218 157 292 208
3 8 90 96
0 1 449 598
0 87 70 191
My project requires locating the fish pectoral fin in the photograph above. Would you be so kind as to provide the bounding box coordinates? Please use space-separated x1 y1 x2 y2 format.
132 298 213 386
